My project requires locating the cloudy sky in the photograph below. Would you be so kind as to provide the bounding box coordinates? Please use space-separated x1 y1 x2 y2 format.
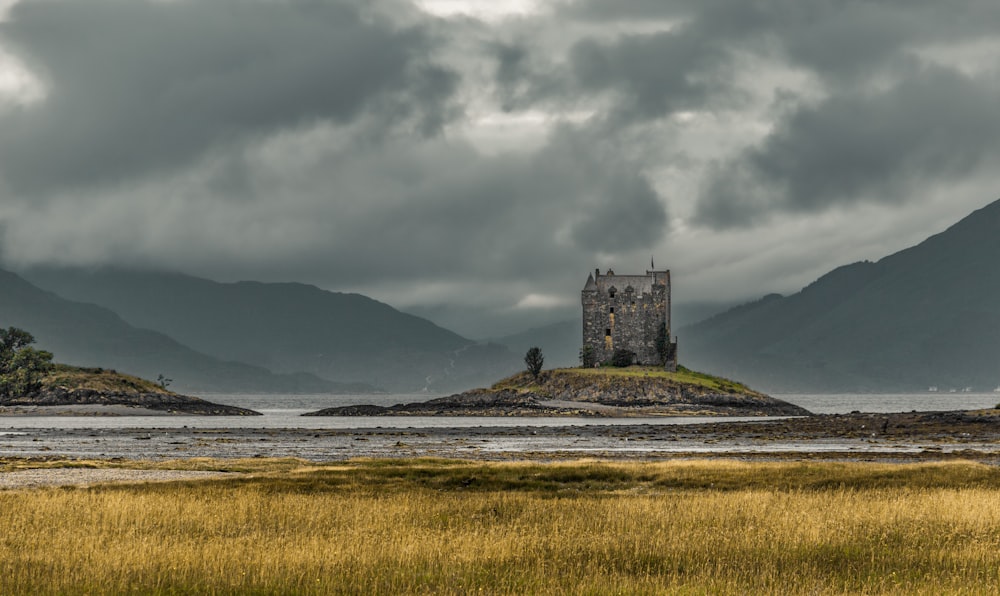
0 0 998 337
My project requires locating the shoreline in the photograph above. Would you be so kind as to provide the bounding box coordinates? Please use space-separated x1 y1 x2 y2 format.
1 409 998 463
0 405 176 417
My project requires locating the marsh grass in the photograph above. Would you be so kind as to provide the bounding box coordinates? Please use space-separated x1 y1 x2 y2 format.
3 458 1000 594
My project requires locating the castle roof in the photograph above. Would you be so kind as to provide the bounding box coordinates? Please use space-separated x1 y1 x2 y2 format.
583 269 669 297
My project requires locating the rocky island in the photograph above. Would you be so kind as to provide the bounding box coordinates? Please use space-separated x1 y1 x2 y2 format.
0 364 260 416
305 366 810 417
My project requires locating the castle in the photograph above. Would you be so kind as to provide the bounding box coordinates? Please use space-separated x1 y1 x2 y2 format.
582 267 678 370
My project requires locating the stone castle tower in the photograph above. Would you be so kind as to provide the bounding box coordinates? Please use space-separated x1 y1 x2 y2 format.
582 267 678 370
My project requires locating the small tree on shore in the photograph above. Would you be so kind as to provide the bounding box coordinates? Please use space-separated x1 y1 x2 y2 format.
156 374 173 390
0 327 54 398
579 344 596 368
524 346 544 379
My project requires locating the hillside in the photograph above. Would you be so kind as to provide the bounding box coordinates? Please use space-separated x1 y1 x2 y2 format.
489 302 740 370
682 198 1000 392
0 364 259 415
22 268 521 392
0 269 365 394
492 320 582 369
308 366 810 417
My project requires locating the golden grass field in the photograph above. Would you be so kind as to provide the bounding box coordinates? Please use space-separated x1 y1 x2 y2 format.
3 458 1000 594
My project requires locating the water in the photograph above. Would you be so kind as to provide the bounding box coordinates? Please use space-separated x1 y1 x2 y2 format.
778 392 1000 414
3 392 997 432
2 392 998 460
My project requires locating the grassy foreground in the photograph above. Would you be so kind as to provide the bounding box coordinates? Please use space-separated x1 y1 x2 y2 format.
4 458 1000 594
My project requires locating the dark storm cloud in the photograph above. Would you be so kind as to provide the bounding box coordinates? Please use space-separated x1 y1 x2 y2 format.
0 0 457 196
696 66 1000 227
488 21 736 122
568 29 733 121
4 0 1000 335
0 119 668 295
546 0 1000 108
269 125 668 284
686 0 1000 84
545 0 1000 225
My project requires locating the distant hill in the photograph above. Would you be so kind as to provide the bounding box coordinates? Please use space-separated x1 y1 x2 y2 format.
492 320 582 369
21 268 520 392
490 301 740 370
681 198 1000 393
0 269 365 394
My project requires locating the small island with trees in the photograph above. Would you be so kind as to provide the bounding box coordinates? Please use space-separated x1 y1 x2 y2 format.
0 327 259 416
308 267 808 417
306 346 809 417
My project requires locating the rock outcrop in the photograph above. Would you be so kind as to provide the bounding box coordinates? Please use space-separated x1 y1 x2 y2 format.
0 365 260 415
305 367 810 417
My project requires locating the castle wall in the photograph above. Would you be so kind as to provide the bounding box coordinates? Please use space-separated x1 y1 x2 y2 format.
582 269 677 368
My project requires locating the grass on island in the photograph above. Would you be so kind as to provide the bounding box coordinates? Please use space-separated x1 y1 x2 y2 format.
40 363 176 395
494 365 756 395
4 458 1000 594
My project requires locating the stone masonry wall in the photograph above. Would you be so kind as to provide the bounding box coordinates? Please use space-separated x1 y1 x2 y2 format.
582 269 677 369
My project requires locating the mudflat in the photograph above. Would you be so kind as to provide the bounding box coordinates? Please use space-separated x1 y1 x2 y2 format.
1 409 999 463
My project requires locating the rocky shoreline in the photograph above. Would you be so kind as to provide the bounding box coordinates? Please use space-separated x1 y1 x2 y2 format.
2 409 1000 463
1 387 260 416
306 368 810 418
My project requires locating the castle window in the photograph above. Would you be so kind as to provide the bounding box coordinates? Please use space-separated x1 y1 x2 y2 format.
609 289 616 298
609 307 614 314
605 328 611 337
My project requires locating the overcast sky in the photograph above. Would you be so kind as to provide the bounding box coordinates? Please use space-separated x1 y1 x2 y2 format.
1 0 998 337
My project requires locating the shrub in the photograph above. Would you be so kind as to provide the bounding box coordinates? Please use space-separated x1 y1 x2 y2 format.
611 349 635 367
0 327 54 398
524 347 544 379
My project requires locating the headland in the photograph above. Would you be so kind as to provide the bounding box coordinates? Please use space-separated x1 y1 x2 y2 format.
0 365 260 416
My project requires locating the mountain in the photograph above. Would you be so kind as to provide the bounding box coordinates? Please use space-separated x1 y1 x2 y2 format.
681 198 1000 393
492 320 582 368
490 301 742 371
21 268 521 392
0 269 364 393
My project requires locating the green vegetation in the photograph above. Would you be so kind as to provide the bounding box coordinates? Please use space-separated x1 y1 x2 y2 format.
0 327 173 399
3 458 1000 594
610 347 635 367
0 327 53 398
523 346 543 379
570 365 753 392
41 363 177 395
655 321 670 365
493 365 757 396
